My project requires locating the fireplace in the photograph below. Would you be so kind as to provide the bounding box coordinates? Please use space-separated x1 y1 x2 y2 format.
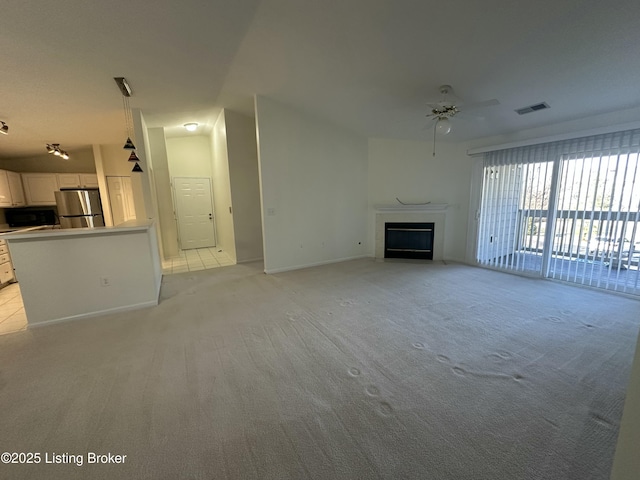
374 205 447 261
384 222 434 260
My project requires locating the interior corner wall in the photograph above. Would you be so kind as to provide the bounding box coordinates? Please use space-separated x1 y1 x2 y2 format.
130 109 153 221
367 137 471 262
224 110 263 263
211 112 237 261
255 96 368 274
148 128 179 259
99 144 135 176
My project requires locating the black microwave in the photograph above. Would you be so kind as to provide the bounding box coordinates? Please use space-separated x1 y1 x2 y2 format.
5 208 57 227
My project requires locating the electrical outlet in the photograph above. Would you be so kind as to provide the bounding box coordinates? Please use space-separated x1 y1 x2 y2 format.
100 276 111 287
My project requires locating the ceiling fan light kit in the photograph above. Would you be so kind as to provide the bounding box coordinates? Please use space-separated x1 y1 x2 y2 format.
435 117 452 135
426 84 499 156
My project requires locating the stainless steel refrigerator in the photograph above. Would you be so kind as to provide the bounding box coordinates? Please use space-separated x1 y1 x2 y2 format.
54 188 105 228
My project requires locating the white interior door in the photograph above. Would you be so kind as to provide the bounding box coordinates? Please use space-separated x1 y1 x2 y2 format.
107 176 136 226
173 177 216 249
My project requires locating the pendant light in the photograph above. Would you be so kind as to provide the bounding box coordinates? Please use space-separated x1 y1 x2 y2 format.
114 77 143 172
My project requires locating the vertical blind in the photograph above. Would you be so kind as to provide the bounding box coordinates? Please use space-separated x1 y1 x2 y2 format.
477 128 640 295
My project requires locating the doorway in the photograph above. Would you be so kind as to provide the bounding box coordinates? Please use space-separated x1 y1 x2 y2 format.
173 177 217 250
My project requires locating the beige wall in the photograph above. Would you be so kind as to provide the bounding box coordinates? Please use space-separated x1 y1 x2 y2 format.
224 110 263 263
211 111 237 260
99 144 135 176
367 138 472 262
0 146 97 173
166 136 213 179
148 128 179 258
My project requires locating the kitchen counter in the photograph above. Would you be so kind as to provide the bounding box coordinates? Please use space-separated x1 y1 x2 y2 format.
0 225 60 234
4 220 150 240
4 220 162 326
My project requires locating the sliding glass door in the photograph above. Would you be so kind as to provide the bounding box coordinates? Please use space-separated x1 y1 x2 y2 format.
477 153 555 275
476 130 640 296
548 152 640 294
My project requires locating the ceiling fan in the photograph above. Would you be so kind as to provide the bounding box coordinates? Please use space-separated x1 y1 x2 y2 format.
425 85 499 155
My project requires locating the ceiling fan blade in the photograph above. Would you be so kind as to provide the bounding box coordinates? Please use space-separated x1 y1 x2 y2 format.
458 98 500 111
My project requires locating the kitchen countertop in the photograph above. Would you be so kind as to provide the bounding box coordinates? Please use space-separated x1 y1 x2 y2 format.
0 225 60 235
3 220 154 241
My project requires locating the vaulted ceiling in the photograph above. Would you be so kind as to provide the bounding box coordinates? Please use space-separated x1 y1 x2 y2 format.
1 0 640 159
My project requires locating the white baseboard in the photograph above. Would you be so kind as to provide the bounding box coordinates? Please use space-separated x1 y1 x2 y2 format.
26 300 159 329
264 255 369 274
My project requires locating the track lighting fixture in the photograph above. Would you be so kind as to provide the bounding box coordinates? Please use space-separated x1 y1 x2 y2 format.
45 144 70 159
0 121 8 135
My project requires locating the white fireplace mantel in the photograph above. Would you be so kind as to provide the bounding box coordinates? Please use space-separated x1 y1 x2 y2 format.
373 203 449 213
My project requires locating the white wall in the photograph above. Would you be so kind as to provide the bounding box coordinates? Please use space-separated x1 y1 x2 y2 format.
166 135 214 179
367 138 471 262
255 96 368 273
211 111 237 260
611 328 640 479
148 128 179 258
224 110 263 263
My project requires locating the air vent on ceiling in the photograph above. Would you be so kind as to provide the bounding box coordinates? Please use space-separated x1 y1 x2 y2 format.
515 102 550 115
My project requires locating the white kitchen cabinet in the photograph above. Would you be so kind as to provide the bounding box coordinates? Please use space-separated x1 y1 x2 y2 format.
57 173 82 189
22 173 59 205
80 173 99 188
7 171 26 206
0 239 15 285
0 170 26 207
56 173 99 189
0 171 12 207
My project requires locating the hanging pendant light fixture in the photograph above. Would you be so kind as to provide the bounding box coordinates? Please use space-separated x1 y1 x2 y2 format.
114 77 142 172
123 137 136 150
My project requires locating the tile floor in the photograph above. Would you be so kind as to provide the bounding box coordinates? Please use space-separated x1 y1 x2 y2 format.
0 283 27 336
161 247 235 274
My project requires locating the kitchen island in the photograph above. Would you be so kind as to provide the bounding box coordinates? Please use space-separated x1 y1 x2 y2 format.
4 220 162 326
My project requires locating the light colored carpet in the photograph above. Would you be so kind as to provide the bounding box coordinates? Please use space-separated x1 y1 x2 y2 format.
0 259 638 479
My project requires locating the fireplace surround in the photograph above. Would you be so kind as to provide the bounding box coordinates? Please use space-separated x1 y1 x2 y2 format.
374 204 447 261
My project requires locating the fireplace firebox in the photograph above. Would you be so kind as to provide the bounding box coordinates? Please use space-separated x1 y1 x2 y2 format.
384 222 434 260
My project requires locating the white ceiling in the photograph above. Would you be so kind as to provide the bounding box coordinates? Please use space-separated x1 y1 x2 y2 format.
2 0 640 159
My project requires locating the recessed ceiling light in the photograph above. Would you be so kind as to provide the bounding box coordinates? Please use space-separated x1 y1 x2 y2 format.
184 123 198 132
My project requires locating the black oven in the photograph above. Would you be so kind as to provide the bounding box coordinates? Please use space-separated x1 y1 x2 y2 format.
5 208 57 227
